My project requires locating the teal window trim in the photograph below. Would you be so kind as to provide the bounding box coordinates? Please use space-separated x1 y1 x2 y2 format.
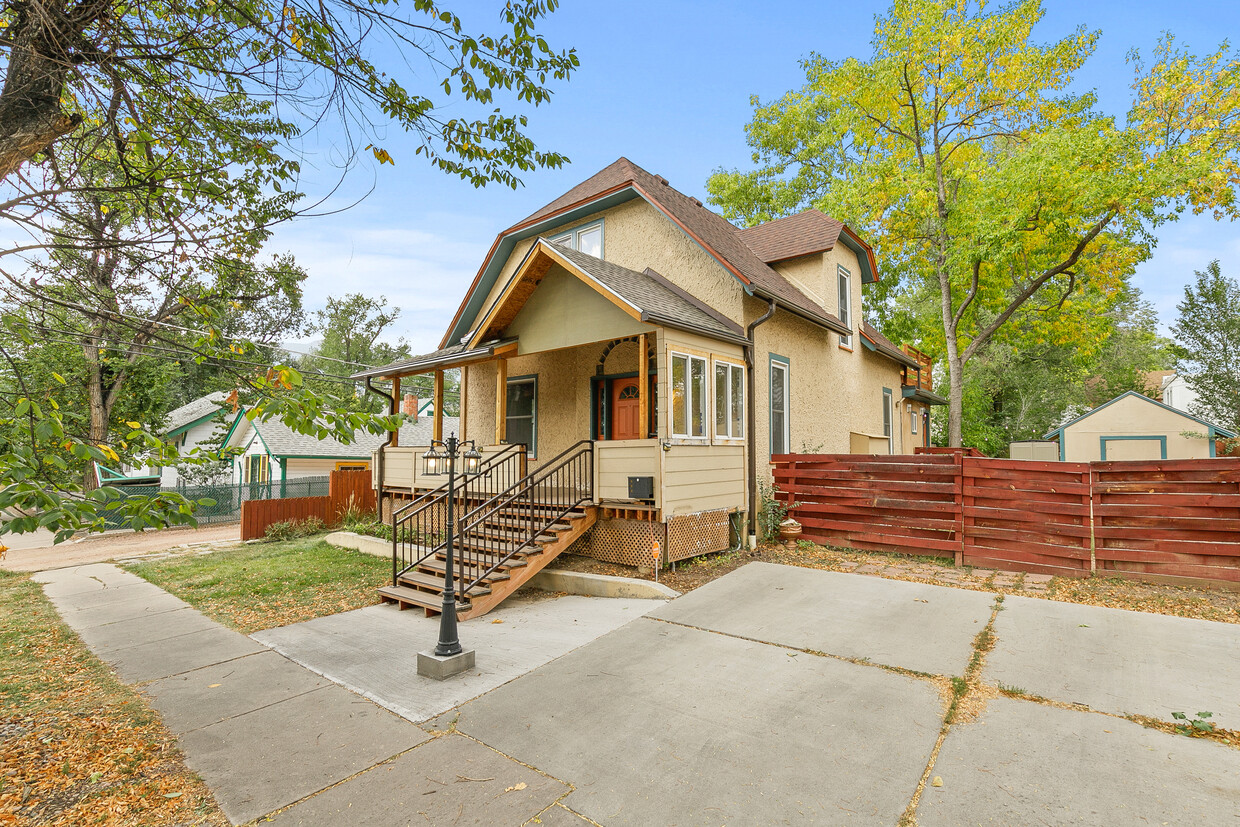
882 387 894 454
1099 435 1167 461
1209 426 1217 458
838 265 852 347
769 353 790 456
506 373 539 457
548 218 604 257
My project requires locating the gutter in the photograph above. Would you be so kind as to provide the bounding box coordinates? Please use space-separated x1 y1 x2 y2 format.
744 298 777 548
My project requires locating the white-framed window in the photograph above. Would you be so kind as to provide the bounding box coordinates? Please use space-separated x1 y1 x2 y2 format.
838 265 852 348
770 355 790 455
883 388 894 454
670 352 707 439
714 360 745 440
548 219 604 258
506 375 538 456
911 404 918 434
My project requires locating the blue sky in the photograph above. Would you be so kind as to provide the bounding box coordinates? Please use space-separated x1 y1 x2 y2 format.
269 0 1240 356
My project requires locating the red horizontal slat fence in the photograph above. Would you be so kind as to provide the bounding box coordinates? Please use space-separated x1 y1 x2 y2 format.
1092 459 1240 587
240 496 330 540
772 453 1240 589
963 458 1092 577
773 453 963 561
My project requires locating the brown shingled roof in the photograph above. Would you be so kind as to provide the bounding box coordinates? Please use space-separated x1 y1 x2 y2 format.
512 158 844 329
737 210 844 263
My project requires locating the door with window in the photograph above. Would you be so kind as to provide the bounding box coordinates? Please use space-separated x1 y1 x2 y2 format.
610 378 643 440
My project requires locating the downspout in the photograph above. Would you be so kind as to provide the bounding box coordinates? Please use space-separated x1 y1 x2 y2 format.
365 378 396 521
745 299 777 549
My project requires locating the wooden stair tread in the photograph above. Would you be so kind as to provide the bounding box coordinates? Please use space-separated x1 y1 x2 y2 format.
378 584 470 614
398 569 491 596
417 555 521 575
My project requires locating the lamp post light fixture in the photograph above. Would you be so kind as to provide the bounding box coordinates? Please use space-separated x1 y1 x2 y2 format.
416 432 480 680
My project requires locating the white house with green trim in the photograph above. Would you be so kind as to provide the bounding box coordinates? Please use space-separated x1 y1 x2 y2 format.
1044 391 1237 462
138 392 230 487
222 408 458 488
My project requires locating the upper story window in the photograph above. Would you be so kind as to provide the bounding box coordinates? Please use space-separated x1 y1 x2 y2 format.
549 219 603 259
838 265 852 348
670 352 707 439
882 387 894 454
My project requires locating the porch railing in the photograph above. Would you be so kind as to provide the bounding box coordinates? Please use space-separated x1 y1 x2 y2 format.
390 443 526 585
455 440 594 597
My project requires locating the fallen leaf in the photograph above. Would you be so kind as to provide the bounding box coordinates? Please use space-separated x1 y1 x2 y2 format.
492 619 504 624
207 683 222 688
931 776 943 788
163 792 183 799
504 781 528 793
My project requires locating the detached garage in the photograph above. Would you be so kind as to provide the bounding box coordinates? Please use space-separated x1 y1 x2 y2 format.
1044 391 1236 462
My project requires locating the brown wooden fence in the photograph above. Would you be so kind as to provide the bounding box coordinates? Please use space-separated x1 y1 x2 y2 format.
239 469 377 540
963 459 1091 577
773 453 963 559
1092 459 1240 586
773 453 1240 589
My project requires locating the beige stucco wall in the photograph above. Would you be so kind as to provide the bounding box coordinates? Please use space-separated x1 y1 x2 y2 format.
504 266 654 354
466 197 746 337
748 296 905 466
1061 394 1215 462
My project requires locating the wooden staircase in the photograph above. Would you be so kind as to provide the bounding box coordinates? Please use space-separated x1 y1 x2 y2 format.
378 504 597 620
379 440 595 621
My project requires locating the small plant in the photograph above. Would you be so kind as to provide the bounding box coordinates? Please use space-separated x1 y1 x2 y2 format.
996 682 1025 696
264 516 326 541
757 478 796 543
1171 711 1215 736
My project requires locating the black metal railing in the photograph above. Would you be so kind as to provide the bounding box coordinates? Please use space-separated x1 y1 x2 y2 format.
390 443 527 586
454 440 594 597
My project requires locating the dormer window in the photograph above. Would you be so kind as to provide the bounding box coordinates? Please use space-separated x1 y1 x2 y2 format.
549 219 604 258
838 265 852 348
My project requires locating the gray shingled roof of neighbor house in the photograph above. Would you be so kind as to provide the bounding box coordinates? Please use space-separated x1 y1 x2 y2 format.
162 391 228 435
239 413 460 458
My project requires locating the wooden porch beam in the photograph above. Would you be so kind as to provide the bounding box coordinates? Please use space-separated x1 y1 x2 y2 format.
637 332 649 439
390 376 400 447
433 370 445 442
460 365 469 442
495 358 508 444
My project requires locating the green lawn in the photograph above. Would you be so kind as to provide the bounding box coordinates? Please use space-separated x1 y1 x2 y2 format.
123 538 389 634
0 570 226 825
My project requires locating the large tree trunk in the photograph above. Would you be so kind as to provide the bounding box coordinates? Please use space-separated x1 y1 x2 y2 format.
84 344 109 491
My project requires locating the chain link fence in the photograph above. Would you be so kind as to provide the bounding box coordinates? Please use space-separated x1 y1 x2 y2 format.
102 476 331 529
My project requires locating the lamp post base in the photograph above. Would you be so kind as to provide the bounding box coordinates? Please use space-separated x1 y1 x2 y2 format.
417 648 476 681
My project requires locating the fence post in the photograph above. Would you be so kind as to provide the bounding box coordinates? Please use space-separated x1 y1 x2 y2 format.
955 451 965 567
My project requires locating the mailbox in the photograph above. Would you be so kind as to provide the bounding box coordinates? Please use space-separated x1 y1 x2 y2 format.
627 475 655 501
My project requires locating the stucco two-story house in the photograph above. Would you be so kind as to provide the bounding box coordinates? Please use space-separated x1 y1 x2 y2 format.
356 158 941 602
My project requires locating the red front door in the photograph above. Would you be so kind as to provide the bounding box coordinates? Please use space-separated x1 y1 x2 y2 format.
611 378 642 440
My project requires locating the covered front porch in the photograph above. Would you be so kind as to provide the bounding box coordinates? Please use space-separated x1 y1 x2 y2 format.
361 239 750 577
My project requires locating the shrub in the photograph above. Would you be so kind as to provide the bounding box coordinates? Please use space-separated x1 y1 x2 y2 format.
758 478 795 543
264 516 326 541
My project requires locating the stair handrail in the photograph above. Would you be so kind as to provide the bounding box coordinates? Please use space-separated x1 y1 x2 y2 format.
458 439 594 526
392 442 525 521
455 440 594 596
390 442 527 585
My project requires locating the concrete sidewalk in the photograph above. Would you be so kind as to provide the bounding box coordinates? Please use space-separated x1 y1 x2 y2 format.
35 564 582 825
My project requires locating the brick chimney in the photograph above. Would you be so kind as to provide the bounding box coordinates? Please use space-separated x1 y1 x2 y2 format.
402 393 418 421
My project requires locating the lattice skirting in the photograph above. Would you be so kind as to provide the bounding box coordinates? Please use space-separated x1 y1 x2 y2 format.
582 509 734 566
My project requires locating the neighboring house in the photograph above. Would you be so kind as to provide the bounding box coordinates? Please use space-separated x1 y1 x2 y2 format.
356 156 944 558
132 391 229 486
222 407 459 487
1158 372 1201 415
1043 391 1236 461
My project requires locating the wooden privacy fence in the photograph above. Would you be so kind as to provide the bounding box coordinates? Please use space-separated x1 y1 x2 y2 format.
240 469 377 540
773 454 1240 589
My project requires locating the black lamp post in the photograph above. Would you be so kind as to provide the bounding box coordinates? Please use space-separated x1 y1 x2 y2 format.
422 433 482 660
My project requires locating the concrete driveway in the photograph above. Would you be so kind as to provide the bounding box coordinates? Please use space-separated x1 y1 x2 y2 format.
426 562 1240 825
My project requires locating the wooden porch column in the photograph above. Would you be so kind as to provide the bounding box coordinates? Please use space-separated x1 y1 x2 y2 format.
495 358 508 444
433 370 445 442
460 365 469 441
389 375 400 447
637 333 649 439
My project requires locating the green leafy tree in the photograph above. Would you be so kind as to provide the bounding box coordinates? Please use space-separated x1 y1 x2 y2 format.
1171 260 1240 432
708 0 1240 446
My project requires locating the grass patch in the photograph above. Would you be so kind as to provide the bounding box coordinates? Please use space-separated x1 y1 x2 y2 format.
0 570 225 825
123 538 389 634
